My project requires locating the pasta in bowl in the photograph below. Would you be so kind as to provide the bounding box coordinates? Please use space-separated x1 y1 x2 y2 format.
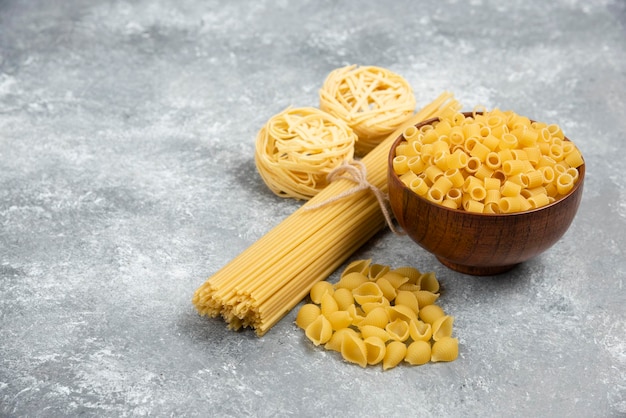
387 110 585 275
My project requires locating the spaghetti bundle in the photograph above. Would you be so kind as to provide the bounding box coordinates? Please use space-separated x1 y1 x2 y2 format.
192 92 460 336
320 65 416 156
254 107 357 200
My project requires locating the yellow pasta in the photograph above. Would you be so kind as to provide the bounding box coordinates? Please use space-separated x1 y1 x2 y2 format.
386 318 411 342
432 315 455 341
364 336 387 365
295 303 321 330
309 281 334 304
409 319 433 342
255 107 357 200
297 260 457 369
305 315 333 346
319 65 416 155
391 107 584 214
383 341 407 370
431 337 459 362
405 340 432 366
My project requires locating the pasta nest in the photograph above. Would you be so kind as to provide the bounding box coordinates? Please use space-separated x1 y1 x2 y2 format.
254 107 357 200
319 65 416 156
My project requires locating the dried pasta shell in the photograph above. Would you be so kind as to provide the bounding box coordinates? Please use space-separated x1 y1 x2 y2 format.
405 340 431 366
310 281 334 304
419 304 445 325
346 304 365 325
295 303 321 330
380 271 409 289
352 282 384 305
397 283 421 292
364 336 386 365
360 297 390 314
417 271 440 293
332 288 354 311
394 290 420 315
305 315 333 346
383 341 407 370
368 263 390 280
385 318 410 342
320 292 339 317
327 310 353 331
432 315 454 341
358 306 389 329
341 331 368 368
409 319 432 342
359 325 391 342
325 328 358 352
392 266 422 284
341 259 371 277
431 337 459 362
414 290 440 307
335 272 368 291
387 304 418 324
375 277 397 302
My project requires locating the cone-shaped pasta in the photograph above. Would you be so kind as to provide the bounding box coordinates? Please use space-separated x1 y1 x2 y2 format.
320 292 339 317
431 337 459 362
375 278 397 302
352 282 384 305
385 318 410 342
405 341 432 366
359 325 391 342
414 290 440 307
346 304 365 325
360 298 390 314
395 290 420 315
380 272 410 289
332 288 354 311
310 281 334 304
432 315 455 341
341 331 368 368
295 303 321 330
305 315 333 346
325 328 358 352
341 259 372 277
409 319 432 342
391 266 422 284
327 310 353 331
364 336 387 365
387 304 418 324
418 272 440 293
368 263 390 280
357 306 389 329
419 304 445 325
383 341 407 370
336 272 368 291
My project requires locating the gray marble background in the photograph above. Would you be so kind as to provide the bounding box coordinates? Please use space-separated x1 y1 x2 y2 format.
1 0 625 417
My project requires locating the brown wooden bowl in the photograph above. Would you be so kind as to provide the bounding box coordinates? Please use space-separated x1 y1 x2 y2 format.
387 115 585 276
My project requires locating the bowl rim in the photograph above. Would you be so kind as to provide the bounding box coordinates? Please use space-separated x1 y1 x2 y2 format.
388 113 586 218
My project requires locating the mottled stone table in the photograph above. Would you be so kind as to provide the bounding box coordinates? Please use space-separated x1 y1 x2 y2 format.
1 0 625 416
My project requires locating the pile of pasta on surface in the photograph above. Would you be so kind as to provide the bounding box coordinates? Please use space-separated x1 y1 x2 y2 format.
296 259 458 370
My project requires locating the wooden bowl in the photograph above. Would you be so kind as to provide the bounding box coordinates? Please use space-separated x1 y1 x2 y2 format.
387 115 585 276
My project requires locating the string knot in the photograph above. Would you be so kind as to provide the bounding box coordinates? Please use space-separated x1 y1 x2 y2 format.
304 160 404 235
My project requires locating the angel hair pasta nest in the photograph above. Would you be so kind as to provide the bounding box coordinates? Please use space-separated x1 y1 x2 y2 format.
254 107 357 200
319 65 416 156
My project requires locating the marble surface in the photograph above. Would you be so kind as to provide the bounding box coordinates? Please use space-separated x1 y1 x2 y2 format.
1 0 625 416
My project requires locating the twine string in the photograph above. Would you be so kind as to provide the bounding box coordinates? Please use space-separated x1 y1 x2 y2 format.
304 160 405 236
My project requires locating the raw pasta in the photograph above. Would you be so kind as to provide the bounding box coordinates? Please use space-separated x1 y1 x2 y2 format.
297 260 458 369
193 92 460 336
255 107 357 200
319 65 416 156
391 107 584 213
